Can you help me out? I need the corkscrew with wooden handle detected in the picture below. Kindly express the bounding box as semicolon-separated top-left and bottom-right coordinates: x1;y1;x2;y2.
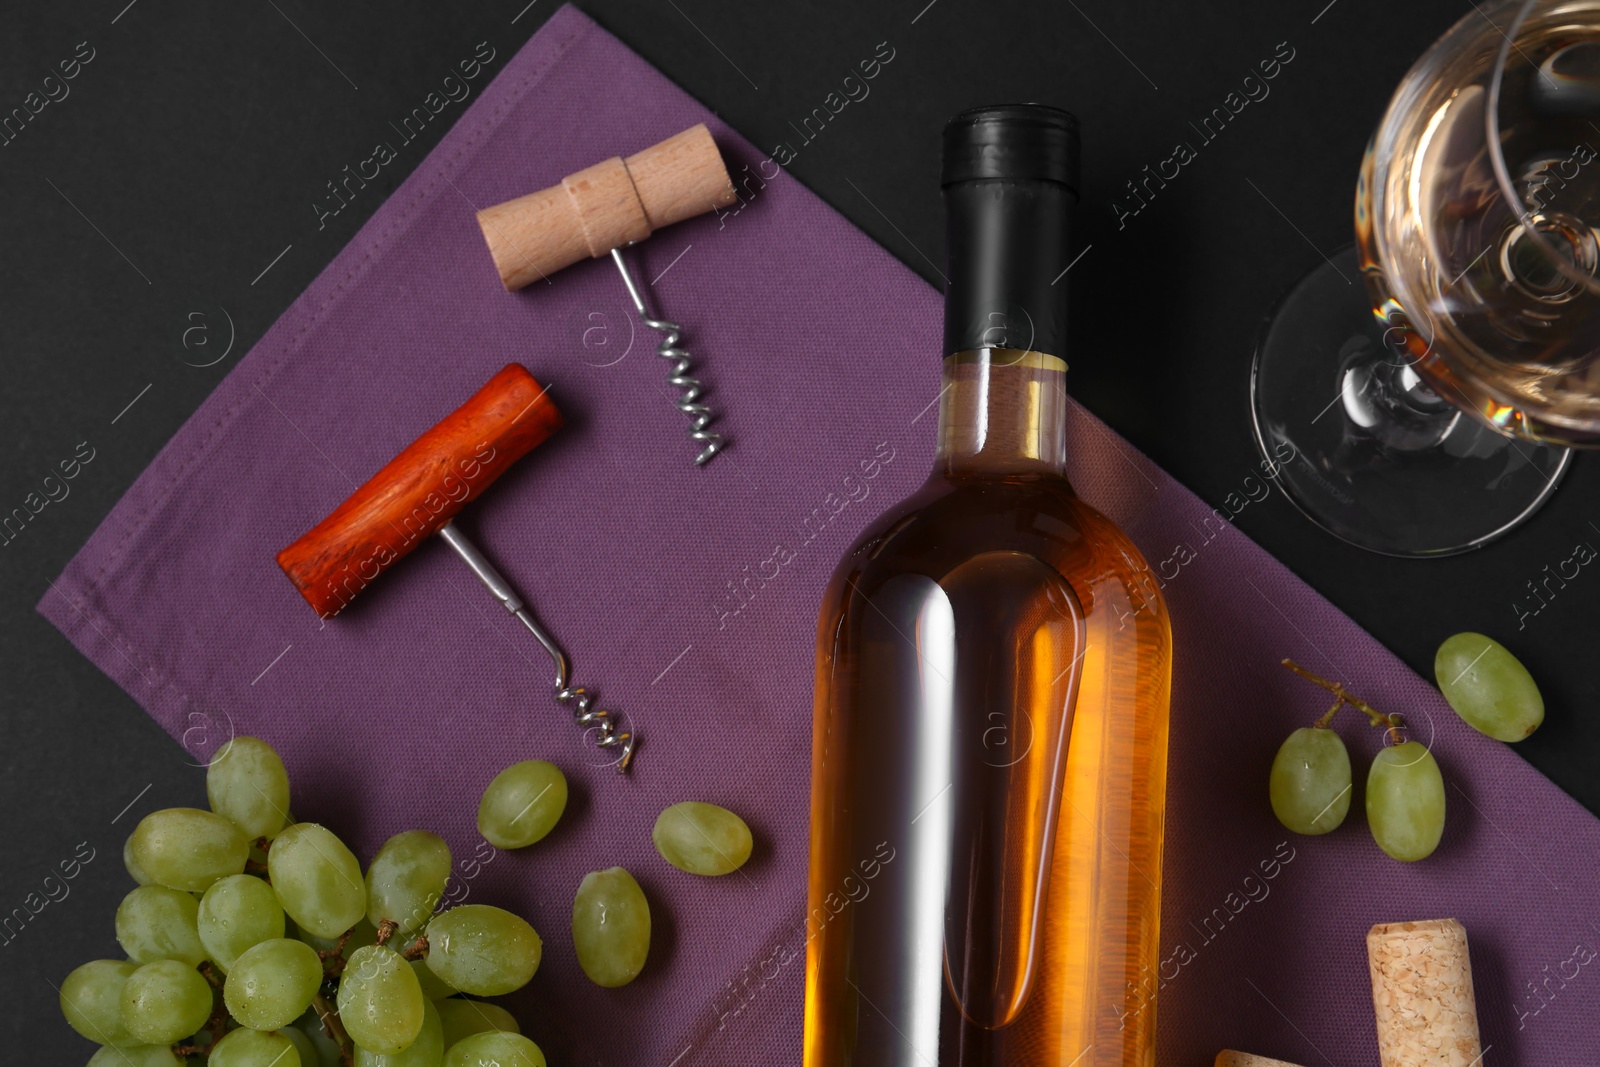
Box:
475;123;738;466
275;364;636;772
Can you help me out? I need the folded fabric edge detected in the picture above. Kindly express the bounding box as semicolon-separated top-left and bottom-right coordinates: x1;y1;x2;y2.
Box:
38;578;194;738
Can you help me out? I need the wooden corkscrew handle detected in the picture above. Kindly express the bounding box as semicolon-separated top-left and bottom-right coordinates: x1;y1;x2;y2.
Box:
476;123;737;291
276;364;561;618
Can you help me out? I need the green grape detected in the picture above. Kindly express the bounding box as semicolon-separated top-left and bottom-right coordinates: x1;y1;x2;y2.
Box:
60;959;139;1046
119;958;214;1045
209;1027;303;1067
124;837;155;886
267;823;365;938
337;944;425;1054
87;1045;183;1067
1367;741;1447;862
477;761;568;849
366;830;451;936
115;884;209;966
572;867;650;988
411;958;457;1000
127;807;249;892
1267;727;1352;835
355;998;443;1067
223;937;323;1030
425;905;542;997
442;1031;546;1067
208;736;293;839
652;802;755;875
1434;632;1544;742
283;1024;321;1067
435;998;520;1048
199;874;287;971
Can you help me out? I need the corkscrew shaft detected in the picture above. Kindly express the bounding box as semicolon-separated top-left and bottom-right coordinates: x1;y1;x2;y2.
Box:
439;522;636;773
611;247;726;466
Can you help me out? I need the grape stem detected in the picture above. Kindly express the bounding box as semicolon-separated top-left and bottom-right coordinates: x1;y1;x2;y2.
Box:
313;990;355;1067
318;928;355;979
375;917;429;959
1283;658;1408;743
246;836;274;875
198;961;225;991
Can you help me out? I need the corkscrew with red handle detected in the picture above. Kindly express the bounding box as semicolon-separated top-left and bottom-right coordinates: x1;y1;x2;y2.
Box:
275;364;636;772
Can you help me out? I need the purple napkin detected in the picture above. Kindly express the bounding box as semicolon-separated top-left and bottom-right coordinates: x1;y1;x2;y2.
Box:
41;6;1600;1063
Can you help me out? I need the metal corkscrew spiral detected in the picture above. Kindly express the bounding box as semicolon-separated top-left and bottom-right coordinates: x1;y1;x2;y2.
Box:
438;523;636;773
553;673;635;772
612;247;726;466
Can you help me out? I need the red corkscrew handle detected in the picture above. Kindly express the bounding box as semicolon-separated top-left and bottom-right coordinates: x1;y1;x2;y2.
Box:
276;363;561;618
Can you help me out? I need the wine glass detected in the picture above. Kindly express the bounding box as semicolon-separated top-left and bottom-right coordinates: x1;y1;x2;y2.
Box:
1250;0;1600;556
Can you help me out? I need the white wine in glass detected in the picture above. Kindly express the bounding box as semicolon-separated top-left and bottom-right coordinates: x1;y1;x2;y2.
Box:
1251;0;1600;555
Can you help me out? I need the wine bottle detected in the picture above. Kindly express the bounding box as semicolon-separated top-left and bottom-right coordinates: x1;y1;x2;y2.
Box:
804;105;1172;1066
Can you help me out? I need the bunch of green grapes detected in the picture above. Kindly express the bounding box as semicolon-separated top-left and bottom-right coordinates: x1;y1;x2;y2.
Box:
60;737;548;1066
64;744;759;1065
1268;660;1446;862
1269;635;1543;862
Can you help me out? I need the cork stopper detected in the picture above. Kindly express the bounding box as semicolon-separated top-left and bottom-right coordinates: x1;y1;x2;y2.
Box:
476;123;737;291
1368;918;1482;1067
1214;1053;1307;1067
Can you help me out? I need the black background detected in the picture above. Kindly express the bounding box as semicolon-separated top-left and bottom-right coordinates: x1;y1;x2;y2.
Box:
5;0;1594;1057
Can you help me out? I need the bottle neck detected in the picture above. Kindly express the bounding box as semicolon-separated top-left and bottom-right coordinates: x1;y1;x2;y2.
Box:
942;179;1072;357
936;348;1070;478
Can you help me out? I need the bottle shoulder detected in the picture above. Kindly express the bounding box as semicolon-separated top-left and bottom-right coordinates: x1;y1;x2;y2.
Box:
826;474;1167;621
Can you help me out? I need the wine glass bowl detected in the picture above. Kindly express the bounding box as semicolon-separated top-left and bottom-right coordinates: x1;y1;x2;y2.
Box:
1360;0;1600;446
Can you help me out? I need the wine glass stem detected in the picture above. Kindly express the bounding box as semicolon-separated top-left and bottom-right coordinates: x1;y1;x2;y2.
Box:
1337;336;1459;452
